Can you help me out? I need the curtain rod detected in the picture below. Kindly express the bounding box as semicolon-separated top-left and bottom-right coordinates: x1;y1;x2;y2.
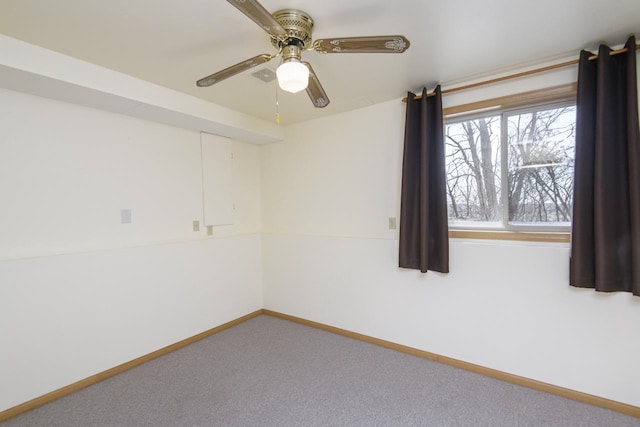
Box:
402;43;640;102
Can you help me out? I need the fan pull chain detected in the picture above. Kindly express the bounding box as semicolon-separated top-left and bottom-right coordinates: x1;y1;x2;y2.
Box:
275;81;280;125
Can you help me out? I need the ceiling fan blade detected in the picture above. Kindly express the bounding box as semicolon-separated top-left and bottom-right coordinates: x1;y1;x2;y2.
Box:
196;54;273;87
312;35;410;54
303;62;330;108
226;0;287;38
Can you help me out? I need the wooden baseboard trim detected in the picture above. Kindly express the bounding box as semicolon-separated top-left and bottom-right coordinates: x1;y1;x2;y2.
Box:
0;309;265;423
4;308;638;421
263;309;640;419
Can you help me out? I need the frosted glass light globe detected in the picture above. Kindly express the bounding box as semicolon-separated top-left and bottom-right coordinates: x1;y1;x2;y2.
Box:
276;60;309;93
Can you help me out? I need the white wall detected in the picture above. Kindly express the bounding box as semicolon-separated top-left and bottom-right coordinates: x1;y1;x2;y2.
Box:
0;88;203;259
0;34;284;144
3;44;640;414
0;88;263;412
261;67;640;407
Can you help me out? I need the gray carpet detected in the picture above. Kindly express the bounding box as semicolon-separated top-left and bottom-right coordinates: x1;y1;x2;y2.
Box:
2;315;639;426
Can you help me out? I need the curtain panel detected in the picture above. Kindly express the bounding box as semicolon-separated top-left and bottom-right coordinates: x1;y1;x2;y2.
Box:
399;86;449;273
570;36;640;296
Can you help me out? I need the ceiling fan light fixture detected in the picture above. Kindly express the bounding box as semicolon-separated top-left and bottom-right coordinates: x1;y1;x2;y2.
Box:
276;58;309;93
197;1;410;110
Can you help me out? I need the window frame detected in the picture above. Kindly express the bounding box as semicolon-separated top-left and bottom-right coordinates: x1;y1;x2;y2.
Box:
443;83;577;242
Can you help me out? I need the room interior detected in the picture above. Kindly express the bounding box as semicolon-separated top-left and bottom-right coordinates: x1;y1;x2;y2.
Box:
1;0;640;421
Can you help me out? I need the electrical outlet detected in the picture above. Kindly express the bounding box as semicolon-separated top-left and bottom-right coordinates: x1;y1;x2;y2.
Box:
388;217;397;230
207;225;213;236
193;220;200;232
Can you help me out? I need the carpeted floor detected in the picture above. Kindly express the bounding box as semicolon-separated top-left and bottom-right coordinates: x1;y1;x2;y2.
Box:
2;315;639;426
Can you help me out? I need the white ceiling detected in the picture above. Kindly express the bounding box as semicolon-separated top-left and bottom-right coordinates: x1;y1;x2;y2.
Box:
0;0;639;125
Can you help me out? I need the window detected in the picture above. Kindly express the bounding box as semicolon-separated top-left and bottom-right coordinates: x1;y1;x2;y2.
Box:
445;96;576;233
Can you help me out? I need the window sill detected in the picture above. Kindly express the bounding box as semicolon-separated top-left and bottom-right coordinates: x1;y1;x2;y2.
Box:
449;230;570;243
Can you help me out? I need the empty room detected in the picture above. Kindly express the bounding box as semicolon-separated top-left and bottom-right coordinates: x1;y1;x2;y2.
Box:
1;0;640;425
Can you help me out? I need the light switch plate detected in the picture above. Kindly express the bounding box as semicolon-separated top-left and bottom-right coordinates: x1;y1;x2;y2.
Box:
121;209;132;224
193;220;200;232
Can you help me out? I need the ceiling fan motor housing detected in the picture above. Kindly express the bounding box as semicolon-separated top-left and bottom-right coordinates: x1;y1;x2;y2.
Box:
270;9;314;49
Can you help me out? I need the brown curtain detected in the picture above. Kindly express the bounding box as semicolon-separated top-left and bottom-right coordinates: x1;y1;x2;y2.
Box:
399;86;449;273
570;36;640;296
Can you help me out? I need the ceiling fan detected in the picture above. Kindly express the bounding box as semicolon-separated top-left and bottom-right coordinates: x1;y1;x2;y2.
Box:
196;0;410;108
